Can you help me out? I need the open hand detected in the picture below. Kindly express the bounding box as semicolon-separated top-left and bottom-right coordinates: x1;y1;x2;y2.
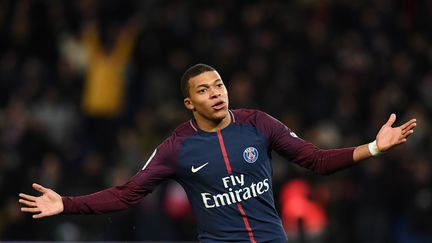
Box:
19;183;63;219
376;113;417;152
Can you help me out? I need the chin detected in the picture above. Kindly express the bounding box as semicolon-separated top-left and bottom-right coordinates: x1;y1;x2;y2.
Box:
212;109;229;120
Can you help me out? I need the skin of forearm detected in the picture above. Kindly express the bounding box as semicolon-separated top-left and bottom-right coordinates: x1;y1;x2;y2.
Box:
353;144;373;162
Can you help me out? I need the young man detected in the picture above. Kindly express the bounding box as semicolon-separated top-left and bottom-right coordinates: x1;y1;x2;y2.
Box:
19;64;417;242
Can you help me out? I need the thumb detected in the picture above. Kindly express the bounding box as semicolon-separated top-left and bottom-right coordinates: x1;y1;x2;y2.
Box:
385;113;396;127
32;183;48;194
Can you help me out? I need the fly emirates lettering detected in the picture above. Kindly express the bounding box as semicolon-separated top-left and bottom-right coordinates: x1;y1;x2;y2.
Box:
201;174;270;208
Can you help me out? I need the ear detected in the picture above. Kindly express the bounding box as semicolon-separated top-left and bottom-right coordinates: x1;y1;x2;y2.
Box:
184;97;194;111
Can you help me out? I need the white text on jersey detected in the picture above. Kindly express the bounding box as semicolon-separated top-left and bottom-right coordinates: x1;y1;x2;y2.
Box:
201;174;270;208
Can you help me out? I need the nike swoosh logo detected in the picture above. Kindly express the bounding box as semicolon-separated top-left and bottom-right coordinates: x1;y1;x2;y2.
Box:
191;162;209;173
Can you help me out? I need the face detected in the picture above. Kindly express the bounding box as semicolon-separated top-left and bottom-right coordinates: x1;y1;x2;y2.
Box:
184;71;230;126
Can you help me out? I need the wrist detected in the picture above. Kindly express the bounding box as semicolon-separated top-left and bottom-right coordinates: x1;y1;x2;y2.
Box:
368;140;381;156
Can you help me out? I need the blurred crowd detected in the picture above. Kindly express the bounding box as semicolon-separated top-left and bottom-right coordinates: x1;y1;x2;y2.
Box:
0;0;431;242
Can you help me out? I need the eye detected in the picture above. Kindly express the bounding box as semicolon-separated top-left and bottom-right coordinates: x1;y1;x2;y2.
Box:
216;83;224;88
198;88;207;94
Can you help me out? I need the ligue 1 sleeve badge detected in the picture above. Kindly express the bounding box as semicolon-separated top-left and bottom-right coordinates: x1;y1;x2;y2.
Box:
243;147;259;163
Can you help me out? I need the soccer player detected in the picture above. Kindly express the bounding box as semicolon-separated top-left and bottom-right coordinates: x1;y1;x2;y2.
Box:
19;64;417;242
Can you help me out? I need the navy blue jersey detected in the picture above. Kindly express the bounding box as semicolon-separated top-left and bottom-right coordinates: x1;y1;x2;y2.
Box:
63;109;355;242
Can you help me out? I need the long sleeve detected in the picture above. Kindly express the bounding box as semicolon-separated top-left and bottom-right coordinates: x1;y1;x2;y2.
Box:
62;180;146;214
286;141;355;175
253;110;356;174
62;136;178;214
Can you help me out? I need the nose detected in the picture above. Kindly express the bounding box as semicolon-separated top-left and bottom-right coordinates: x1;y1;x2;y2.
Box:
209;87;221;98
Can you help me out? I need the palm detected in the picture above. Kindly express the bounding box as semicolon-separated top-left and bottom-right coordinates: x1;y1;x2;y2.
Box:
19;183;63;219
376;114;416;152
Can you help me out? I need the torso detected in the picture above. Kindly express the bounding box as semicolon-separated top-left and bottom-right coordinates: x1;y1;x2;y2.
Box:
169;109;287;242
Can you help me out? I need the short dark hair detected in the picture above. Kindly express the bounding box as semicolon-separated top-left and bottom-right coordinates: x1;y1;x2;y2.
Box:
180;63;216;97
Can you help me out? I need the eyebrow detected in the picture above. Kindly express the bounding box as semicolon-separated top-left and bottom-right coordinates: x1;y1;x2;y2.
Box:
195;78;222;89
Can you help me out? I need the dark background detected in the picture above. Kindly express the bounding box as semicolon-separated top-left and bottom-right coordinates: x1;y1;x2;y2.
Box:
0;0;431;242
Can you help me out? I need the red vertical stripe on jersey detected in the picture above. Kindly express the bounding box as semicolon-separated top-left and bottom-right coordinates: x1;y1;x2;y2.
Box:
236;203;257;243
216;130;256;243
217;130;232;174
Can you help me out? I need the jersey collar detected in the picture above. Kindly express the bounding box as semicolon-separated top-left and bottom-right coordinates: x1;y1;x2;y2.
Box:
189;109;236;132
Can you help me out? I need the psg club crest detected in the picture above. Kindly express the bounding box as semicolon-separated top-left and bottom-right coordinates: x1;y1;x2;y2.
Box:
243;147;259;163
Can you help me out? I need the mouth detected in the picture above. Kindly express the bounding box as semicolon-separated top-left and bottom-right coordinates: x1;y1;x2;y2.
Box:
212;101;226;111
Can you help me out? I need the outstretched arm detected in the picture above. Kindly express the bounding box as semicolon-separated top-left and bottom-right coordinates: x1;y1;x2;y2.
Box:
19;179;150;217
353;113;417;161
19;183;64;219
258;111;416;174
19;137;176;217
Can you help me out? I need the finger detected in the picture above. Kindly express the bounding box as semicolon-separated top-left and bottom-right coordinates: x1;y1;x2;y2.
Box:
33;213;46;219
21;207;41;213
402;127;415;135
32;213;48;219
19;199;37;207
32;183;47;194
402;123;417;133
19;193;37;201
400;119;417;131
385;113;396;127
402;130;414;138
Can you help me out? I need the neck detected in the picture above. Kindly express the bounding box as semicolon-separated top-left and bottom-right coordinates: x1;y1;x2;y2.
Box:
194;112;232;132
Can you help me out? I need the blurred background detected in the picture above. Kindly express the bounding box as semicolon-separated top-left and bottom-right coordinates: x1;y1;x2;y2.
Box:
0;0;431;242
